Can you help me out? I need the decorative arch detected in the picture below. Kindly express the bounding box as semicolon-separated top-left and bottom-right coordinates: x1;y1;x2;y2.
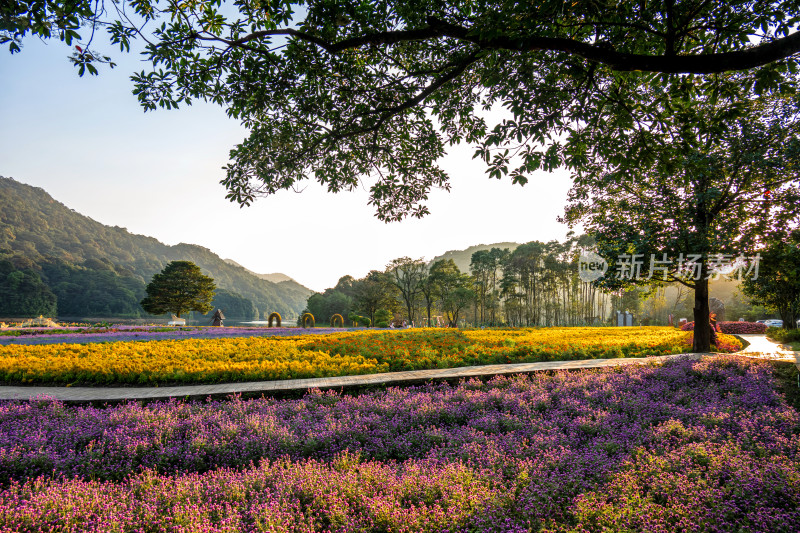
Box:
330;314;344;327
301;312;315;328
267;312;282;327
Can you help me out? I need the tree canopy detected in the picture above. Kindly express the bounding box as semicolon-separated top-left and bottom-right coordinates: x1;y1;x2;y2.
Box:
742;230;800;330
6;1;800;219
429;259;474;327
140;260;216;318
0;259;57;317
562;79;800;350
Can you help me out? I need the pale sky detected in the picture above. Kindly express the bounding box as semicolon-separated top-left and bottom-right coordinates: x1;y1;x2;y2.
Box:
0;38;575;292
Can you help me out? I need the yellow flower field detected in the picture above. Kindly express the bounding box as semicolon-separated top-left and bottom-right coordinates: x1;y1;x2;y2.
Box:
0;327;741;386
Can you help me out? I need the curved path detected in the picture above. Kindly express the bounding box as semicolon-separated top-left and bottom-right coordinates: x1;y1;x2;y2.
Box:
737;334;797;361
0;335;795;403
0;353;704;403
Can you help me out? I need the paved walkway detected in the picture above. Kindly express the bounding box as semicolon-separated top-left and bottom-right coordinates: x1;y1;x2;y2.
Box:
737;334;798;362
0;353;705;402
0;335;795;403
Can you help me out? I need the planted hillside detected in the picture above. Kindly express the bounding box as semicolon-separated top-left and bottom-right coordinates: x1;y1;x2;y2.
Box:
0;177;312;318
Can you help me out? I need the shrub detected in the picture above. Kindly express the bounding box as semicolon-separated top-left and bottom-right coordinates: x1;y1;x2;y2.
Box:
681;321;767;334
767;327;800;343
374;309;393;325
347;313;371;327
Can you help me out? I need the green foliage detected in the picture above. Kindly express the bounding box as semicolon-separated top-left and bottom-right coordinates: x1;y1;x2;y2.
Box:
7;3;800;219
471;247;510;325
140;261;216;318
767;327;800;343
307;273;399;326
374;308;393;324
40;259;146;318
0;0;116;74
0;260;57;317
561;85;800;350
373;308;393;328
742;231;800;330
195;288;258;321
429;259;474;327
347;312;371;327
354;270;399;325
387;257;426;323
307;288;352;326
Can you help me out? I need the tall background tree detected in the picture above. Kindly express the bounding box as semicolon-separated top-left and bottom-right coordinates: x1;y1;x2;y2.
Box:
562;82;800;351
429;259;474;327
140;261;216;318
353;270;397;326
387;257;427;324
471;248;509;325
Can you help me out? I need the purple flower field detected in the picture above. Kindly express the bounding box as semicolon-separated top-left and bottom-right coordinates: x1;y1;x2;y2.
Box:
0;326;353;346
0;356;798;531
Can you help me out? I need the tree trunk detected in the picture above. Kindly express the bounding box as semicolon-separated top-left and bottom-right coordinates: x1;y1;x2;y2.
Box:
780;306;798;330
692;276;711;352
692;203;713;352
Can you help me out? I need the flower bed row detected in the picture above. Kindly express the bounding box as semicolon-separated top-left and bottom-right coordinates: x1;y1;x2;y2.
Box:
0;327;741;386
0;357;797;531
680;320;768;334
305;327;743;370
0;325;348;345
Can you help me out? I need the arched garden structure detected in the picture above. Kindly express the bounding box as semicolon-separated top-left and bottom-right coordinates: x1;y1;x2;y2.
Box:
330;314;344;327
267;312;281;327
301;313;315;328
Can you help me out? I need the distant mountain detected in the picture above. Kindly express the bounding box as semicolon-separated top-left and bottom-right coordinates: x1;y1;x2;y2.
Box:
0;176;313;319
430;242;521;273
260;273;293;283
222;259;297;284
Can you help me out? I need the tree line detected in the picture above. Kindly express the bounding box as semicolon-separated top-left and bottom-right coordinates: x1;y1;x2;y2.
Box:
305;236;614;328
306;232;798;330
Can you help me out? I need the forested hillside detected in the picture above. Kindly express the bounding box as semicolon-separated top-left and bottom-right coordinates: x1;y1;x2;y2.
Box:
0;177;312;319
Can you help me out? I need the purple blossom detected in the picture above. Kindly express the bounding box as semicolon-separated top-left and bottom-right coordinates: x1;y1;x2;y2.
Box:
0;356;797;531
0;326;353;345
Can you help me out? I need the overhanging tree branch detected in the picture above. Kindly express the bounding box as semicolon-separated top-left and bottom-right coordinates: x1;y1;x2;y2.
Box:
215;17;800;74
